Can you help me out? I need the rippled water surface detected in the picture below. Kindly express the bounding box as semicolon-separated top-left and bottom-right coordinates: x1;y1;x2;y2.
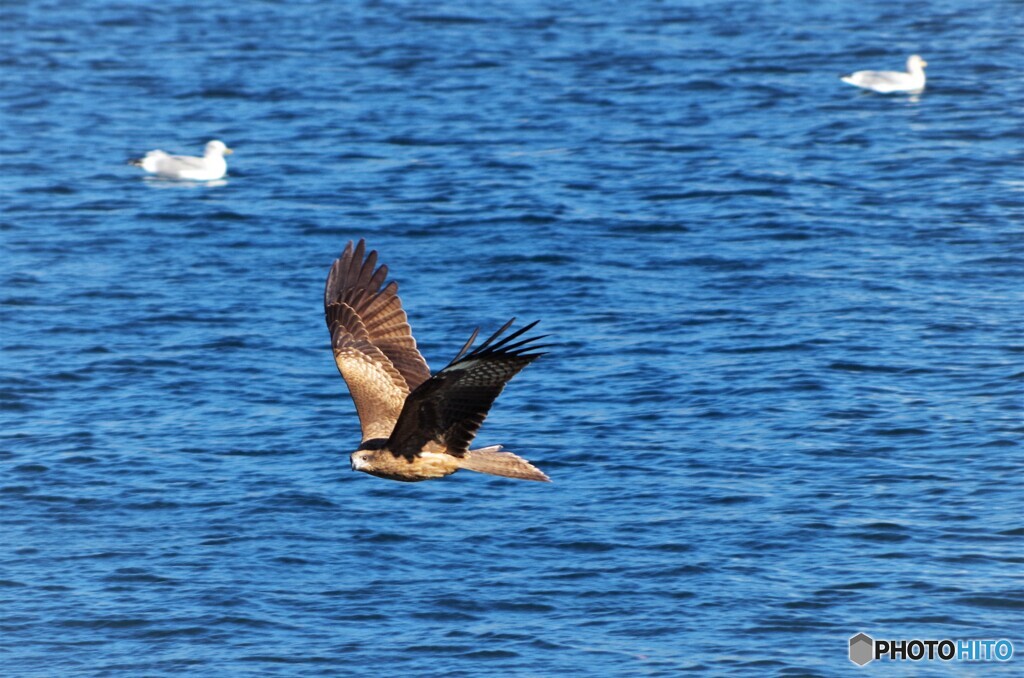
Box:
2;0;1022;675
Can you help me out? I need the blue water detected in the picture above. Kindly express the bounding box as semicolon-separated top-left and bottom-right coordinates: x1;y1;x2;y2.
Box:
2;0;1022;675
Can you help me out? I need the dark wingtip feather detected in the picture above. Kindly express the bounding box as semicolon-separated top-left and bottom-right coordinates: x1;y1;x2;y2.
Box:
450;327;481;364
445;319;547;368
475;318;517;353
499;333;550;354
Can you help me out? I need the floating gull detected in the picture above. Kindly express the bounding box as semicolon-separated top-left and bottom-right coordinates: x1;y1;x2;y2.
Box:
325;240;550;483
841;55;927;94
130;140;233;180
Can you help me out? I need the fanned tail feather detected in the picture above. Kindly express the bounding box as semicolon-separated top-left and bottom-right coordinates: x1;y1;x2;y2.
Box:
459;445;550;482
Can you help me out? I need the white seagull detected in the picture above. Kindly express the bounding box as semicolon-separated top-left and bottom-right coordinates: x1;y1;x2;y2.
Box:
130;140;233;180
841;55;928;94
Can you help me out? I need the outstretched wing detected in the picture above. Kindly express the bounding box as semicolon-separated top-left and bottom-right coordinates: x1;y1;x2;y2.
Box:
324;240;432;441
386;319;546;459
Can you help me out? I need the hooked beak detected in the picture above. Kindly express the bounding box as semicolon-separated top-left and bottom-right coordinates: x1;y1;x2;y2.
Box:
223;147;234;155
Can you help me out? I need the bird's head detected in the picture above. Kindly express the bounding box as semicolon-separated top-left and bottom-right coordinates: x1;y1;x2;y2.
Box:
350;449;374;473
908;55;927;70
205;139;234;156
350;438;389;474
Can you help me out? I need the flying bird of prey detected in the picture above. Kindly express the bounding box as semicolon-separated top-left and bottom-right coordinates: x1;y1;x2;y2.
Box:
324;240;549;483
129;140;233;180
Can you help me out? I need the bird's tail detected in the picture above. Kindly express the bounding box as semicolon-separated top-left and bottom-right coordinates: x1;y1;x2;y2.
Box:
127;157;144;167
459;445;550;482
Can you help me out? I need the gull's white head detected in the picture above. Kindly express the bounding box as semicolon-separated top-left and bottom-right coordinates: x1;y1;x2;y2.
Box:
205;140;233;156
907;55;927;71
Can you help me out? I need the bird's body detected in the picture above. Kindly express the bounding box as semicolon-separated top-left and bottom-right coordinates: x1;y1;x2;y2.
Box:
353;445;461;482
325;240;549;483
841;55;927;94
130;140;233;180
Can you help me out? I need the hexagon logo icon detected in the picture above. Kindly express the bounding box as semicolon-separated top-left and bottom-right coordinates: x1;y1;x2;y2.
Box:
849;633;874;666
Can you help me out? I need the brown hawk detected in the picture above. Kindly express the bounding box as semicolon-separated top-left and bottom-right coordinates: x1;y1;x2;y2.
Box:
324;240;549;482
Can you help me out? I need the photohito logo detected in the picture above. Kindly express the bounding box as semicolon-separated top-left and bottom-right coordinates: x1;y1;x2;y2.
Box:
849;633;1013;666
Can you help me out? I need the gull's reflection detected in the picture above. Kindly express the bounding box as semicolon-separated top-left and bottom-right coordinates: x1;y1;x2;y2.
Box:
141;176;229;189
